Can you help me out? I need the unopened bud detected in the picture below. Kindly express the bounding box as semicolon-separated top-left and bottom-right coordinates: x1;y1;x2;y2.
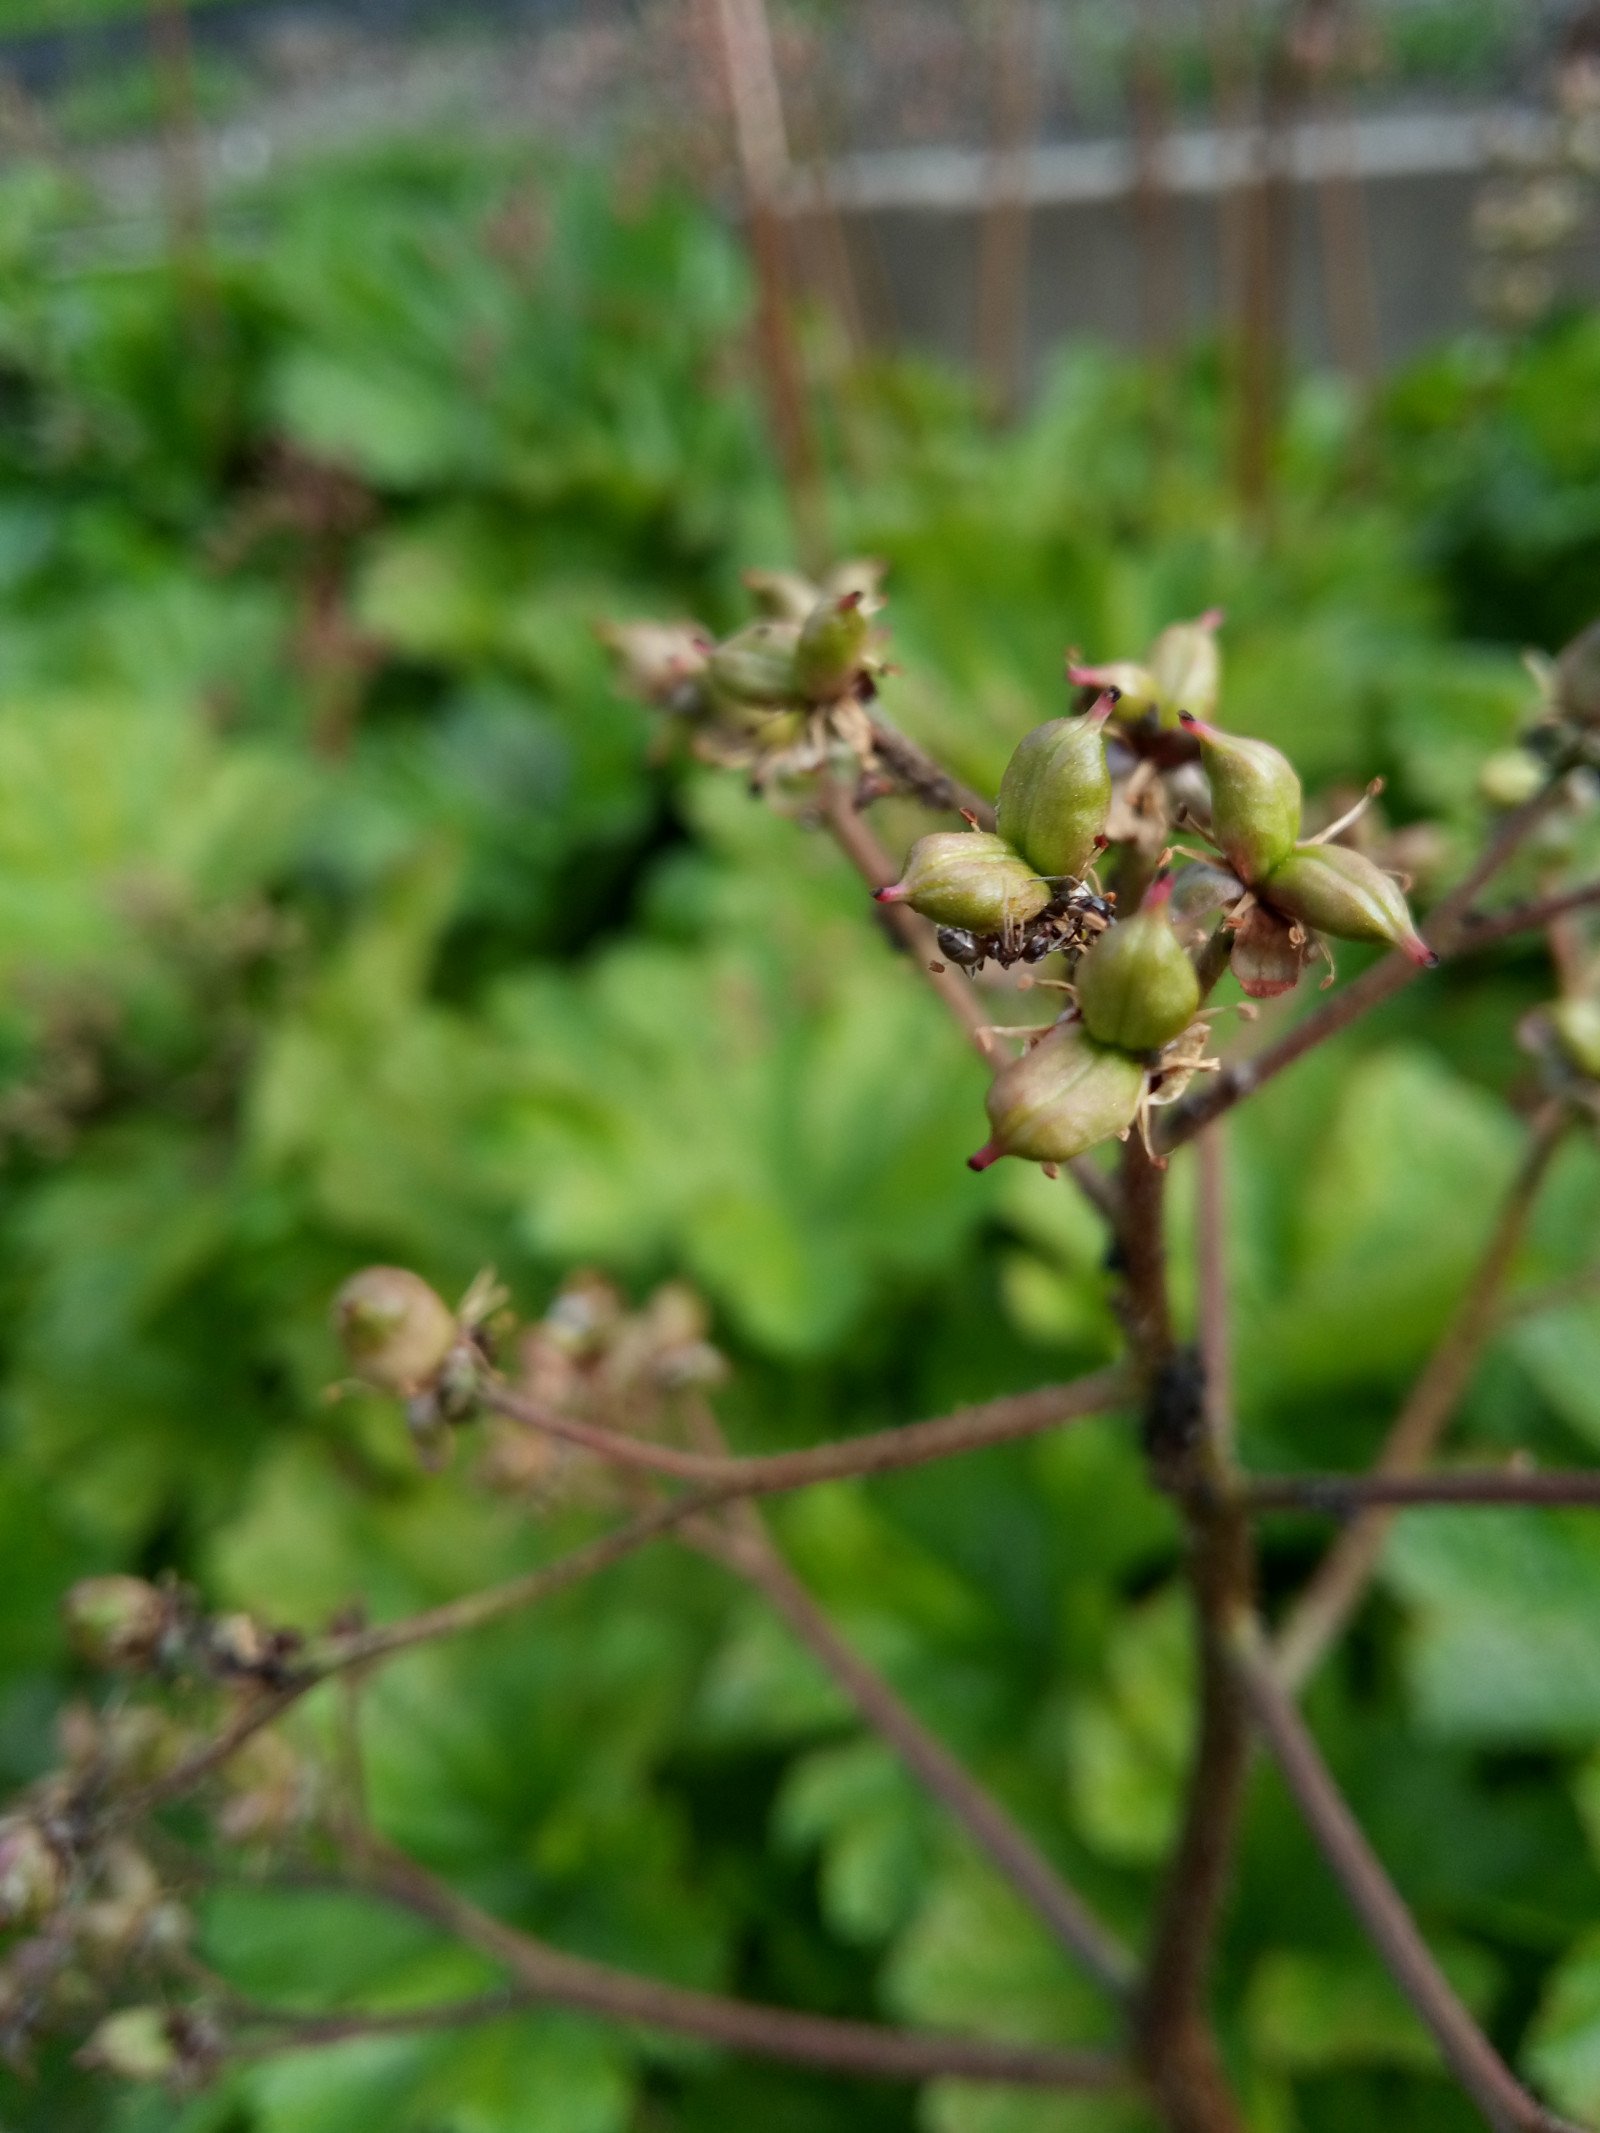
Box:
1551;996;1600;1080
794;591;869;703
0;1817;66;1930
995;694;1114;881
1068;655;1160;723
1556;619;1600;726
80;2007;180;2084
1147;608;1223;725
1478;747;1546;809
874;832;1052;935
597;619;711;712
62;1576;170;1672
1075;877;1201;1053
1261;843;1435;964
707;620;800;708
1181;714;1303;884
968;1023;1145;1169
333;1267;458;1398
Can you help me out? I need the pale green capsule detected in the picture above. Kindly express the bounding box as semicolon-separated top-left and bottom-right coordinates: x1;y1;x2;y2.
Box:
874;832;1052;935
1075;879;1201;1053
968;1023;1145;1169
1182;713;1303;885
995;694;1114;881
1261;843;1435;965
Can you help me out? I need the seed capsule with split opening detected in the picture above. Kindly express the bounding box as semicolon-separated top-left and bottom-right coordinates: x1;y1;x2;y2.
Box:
1260;843;1436;965
1075;876;1201;1053
333;1267;458;1398
795;591;870;702
968;1022;1145;1169
995;693;1114;881
1181;713;1303;884
874;832;1052;935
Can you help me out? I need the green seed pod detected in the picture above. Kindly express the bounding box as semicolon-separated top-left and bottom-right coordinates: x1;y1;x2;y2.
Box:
1147;607;1223;724
1556;618;1600;725
1551;996;1600;1079
968;1023;1145;1170
1478;747;1546;809
995;692;1114;880
333;1267;458;1398
81;2008;180;2084
795;591;869;702
1075;877;1202;1052
1067;654;1161;723
63;1576;170;1672
874;832;1052;935
1261;843;1436;965
0;1817;66;1930
707;620;801;708
1181;712;1303;884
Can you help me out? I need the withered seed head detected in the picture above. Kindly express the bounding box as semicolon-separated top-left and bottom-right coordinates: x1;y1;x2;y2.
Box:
333;1267;459;1398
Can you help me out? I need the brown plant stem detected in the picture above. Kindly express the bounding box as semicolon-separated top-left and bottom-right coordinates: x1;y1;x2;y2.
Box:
1246;1468;1600;1512
352;1842;1129;2091
1119;1139;1250;2133
1195;1122;1235;1459
1230;1616;1581;2133
483;1368;1125;1492
864;714;997;826
705;0;827;571
692;1508;1135;1998
1275;1107;1568;1690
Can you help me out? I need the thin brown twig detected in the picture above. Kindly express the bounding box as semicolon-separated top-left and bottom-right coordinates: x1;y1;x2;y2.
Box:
1195;1123;1234;1460
351;1841;1129;2091
1246;1468;1600;1512
1230;1615;1581;2133
705;0;827;570
690;1508;1135;1998
865;714;997;826
482;1369;1125;1492
1274;1106;1567;1692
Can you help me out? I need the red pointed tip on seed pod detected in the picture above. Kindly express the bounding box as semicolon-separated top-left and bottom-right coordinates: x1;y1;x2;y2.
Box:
1141;871;1175;911
1177;709;1215;739
1404;935;1441;969
1087;688;1119;724
1197;607;1225;631
873;883;908;904
967;1140;1004;1172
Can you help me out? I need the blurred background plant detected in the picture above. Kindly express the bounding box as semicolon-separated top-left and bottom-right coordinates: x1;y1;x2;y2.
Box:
4;2;1600;2129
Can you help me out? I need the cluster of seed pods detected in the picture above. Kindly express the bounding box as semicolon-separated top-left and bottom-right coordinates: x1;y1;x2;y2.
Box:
873;621;1435;1172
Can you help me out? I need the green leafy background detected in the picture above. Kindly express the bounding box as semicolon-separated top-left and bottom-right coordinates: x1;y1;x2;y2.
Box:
2;141;1600;2131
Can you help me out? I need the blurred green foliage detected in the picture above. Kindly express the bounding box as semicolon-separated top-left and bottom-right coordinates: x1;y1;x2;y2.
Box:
3;141;1600;2132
